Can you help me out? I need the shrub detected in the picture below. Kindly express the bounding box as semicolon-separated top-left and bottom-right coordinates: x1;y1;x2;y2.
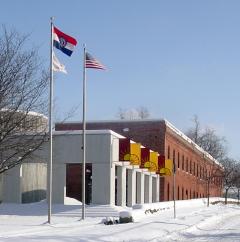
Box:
119;216;133;223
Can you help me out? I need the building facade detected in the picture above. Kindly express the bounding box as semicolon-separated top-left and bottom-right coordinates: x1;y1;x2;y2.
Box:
56;119;223;201
1;130;160;206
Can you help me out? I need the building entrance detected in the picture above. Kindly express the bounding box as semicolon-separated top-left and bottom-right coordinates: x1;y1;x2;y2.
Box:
66;163;92;204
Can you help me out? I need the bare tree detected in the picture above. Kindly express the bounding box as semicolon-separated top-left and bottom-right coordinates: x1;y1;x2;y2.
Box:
116;106;150;120
185;115;201;144
233;163;240;204
221;158;238;204
185;115;227;160
137;106;150;119
0;27;48;174
116;108;128;120
185;115;230;205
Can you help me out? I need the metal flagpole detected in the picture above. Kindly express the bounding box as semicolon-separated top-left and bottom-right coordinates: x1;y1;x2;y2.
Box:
82;44;86;220
48;17;54;224
173;160;176;219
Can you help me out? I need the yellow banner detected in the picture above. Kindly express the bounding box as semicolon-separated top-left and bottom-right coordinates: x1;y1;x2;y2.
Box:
149;151;158;172
129;143;141;165
159;159;173;176
144;151;158;172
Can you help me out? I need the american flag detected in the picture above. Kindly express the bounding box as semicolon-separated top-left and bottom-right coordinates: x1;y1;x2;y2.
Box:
85;52;106;70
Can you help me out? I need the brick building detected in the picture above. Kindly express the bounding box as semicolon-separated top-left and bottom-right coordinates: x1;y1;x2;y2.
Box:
56;119;223;202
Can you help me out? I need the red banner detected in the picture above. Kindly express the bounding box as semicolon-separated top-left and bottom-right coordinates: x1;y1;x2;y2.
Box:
119;138;130;161
140;147;150;168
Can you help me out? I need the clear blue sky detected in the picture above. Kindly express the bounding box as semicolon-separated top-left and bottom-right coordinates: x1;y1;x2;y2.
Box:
1;0;240;159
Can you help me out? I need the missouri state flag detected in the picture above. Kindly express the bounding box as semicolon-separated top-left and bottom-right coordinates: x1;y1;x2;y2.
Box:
53;26;77;56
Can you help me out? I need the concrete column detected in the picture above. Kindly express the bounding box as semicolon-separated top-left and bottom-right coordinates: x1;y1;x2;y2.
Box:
152;177;157;202
136;171;145;204
52;163;66;204
2;165;22;203
156;175;160;202
144;175;152;203
117;165;126;206
92;162;115;205
127;168;136;207
0;173;3;202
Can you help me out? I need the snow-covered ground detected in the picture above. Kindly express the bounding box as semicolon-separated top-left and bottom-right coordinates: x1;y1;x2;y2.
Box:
0;197;239;241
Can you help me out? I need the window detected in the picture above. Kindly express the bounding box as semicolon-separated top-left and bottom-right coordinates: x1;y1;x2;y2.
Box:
167;183;170;201
186;158;188;172
177;152;180;168
182;155;184;170
167;146;170;159
173;149;175;172
190;160;192;174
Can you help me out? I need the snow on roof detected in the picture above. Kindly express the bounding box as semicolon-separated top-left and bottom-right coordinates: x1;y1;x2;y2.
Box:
164;119;221;167
0;108;48;120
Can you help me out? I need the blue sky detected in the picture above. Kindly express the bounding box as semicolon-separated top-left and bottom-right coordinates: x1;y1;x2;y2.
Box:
1;1;240;159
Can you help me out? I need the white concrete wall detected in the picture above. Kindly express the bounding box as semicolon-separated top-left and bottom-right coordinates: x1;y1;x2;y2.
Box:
152;177;157;202
156;175;160;202
136;171;145;204
21;163;47;203
50;132;119;204
52;163;66;203
127;169;136;207
0;173;3;202
51;133;112;165
2;165;22;203
116;166;126;206
1;131;121;205
144;175;152;203
92;163;115;205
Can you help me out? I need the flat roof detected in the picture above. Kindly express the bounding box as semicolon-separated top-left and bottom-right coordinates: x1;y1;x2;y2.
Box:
55;119;165;124
54;129;125;139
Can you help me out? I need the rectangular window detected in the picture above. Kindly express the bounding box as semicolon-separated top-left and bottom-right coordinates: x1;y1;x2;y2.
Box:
167;146;170;159
173;149;175;171
182;155;184;170
177;152;180;168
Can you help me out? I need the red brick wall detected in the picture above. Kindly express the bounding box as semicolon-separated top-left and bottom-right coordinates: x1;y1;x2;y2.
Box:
56;120;166;154
56;120;223;201
163;127;223;201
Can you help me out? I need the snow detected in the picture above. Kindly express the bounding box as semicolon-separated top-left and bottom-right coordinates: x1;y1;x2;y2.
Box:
164;120;221;167
0;197;239;241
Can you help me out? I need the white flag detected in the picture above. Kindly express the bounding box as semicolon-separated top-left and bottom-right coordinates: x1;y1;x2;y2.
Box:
53;51;67;74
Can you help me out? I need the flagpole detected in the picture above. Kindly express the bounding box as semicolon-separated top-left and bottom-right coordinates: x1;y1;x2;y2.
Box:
82;44;86;220
48;16;54;224
173;160;176;219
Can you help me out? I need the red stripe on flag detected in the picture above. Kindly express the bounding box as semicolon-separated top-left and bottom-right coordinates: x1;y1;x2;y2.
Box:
53;27;77;46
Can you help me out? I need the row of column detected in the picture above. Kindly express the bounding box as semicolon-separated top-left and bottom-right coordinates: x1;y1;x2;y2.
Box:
116;164;160;207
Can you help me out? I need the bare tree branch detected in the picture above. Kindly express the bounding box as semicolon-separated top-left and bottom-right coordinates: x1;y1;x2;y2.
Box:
185;115;227;160
0;26;48;174
116;106;150;120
